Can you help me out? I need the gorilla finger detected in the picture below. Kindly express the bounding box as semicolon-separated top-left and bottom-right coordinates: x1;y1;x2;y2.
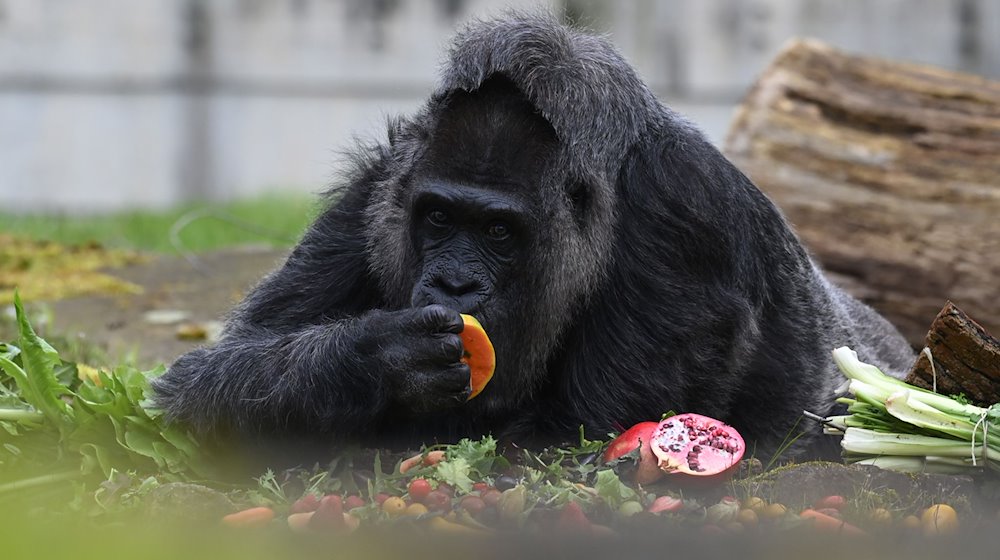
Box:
417;304;464;334
434;333;466;362
430;363;472;395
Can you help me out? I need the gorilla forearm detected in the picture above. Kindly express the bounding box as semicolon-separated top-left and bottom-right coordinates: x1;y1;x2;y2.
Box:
153;320;390;438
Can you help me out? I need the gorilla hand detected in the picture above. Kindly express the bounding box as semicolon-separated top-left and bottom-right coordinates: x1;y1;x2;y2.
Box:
359;305;472;412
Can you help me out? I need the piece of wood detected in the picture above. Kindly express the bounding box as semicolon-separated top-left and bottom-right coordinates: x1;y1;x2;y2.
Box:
724;39;1000;346
905;302;1000;406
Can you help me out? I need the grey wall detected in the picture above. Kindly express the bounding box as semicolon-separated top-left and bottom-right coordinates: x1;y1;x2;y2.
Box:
1;0;997;213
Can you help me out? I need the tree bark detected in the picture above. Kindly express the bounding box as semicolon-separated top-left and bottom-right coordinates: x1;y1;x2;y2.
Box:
905;302;1000;407
724;39;1000;346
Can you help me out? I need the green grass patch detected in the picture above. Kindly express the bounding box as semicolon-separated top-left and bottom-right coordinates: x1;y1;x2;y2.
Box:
0;193;320;254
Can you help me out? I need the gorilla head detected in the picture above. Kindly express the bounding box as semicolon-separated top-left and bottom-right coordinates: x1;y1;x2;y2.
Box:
369;75;612;414
153;14;913;459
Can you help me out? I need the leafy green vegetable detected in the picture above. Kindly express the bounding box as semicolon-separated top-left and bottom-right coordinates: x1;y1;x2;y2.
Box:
0;293;209;497
436;457;475;494
593;469;638;509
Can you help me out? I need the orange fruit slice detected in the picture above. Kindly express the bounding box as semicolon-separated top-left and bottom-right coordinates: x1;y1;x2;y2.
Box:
459;314;495;400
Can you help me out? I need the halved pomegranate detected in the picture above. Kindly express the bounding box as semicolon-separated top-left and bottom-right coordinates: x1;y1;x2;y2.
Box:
650;413;745;479
602;421;663;485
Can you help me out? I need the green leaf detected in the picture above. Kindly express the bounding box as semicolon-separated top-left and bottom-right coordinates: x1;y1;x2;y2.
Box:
435;457;474;494
446;435;501;480
593;468;637;509
0;294;73;428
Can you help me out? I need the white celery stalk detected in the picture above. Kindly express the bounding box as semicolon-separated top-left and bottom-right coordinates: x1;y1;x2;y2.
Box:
825;347;1000;475
884;390;1000;447
832;347;986;418
841;427;986;457
851;456;979;475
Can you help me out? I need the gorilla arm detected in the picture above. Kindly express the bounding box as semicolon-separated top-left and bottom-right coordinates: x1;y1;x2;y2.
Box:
151;181;471;441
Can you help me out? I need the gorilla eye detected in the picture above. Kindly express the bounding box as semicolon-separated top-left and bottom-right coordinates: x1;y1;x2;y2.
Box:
486;222;511;241
427;209;449;227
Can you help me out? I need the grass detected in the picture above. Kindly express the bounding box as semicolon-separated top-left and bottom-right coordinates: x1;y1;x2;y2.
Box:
0;193;321;254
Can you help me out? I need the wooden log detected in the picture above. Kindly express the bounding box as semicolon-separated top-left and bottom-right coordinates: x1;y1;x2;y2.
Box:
724;39;1000;346
905;302;1000;407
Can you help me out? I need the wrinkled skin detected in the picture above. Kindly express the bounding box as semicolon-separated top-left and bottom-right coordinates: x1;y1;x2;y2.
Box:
152;14;913;461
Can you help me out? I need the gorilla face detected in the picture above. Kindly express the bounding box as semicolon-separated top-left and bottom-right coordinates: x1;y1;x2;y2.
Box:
407;178;532;315
405;78;563;410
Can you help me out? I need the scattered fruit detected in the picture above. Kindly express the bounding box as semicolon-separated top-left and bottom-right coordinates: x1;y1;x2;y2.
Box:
743;496;767;514
761;503;788;520
399;454;425;474
813;495;847;511
602;421;664;485
648;495;683;514
799;509;867;536
481;489;502;508
921;504;959;537
459;314;495;399
428;515;490;535
424;450;447;466
382;496;407;517
459;495;487;516
308;495;346;531
344;494;365;511
399;449;448;474
869;508;893;529
221;506;275;528
494;475;518;492
737;508;758;527
343;513;361;532
405;503;429;516
408;478;433;503
618;501;645;518
557;501;591;533
287;511;314;533
289;494;320;514
425;490;452;512
650;413;745;480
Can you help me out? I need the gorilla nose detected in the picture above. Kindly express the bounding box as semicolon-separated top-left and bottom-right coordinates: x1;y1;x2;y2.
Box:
434;275;481;297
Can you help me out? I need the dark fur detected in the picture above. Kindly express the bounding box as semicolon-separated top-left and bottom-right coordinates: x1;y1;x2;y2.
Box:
153;13;914;459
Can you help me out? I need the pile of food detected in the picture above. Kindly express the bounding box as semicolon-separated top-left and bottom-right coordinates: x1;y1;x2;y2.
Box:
215;447;966;539
0;294;991;541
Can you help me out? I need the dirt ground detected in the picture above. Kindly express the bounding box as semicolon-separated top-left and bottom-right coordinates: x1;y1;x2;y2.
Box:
44;246;289;367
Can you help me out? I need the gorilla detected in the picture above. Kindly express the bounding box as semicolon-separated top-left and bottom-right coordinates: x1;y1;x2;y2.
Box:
153;14;914;460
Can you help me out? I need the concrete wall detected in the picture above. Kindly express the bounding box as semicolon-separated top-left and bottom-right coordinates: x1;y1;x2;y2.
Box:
1;0;996;213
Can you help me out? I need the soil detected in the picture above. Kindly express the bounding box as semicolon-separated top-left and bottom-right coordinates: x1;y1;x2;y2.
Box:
43;245;288;367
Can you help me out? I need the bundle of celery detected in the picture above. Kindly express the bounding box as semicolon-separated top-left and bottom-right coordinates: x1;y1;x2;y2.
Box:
823;347;1000;475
